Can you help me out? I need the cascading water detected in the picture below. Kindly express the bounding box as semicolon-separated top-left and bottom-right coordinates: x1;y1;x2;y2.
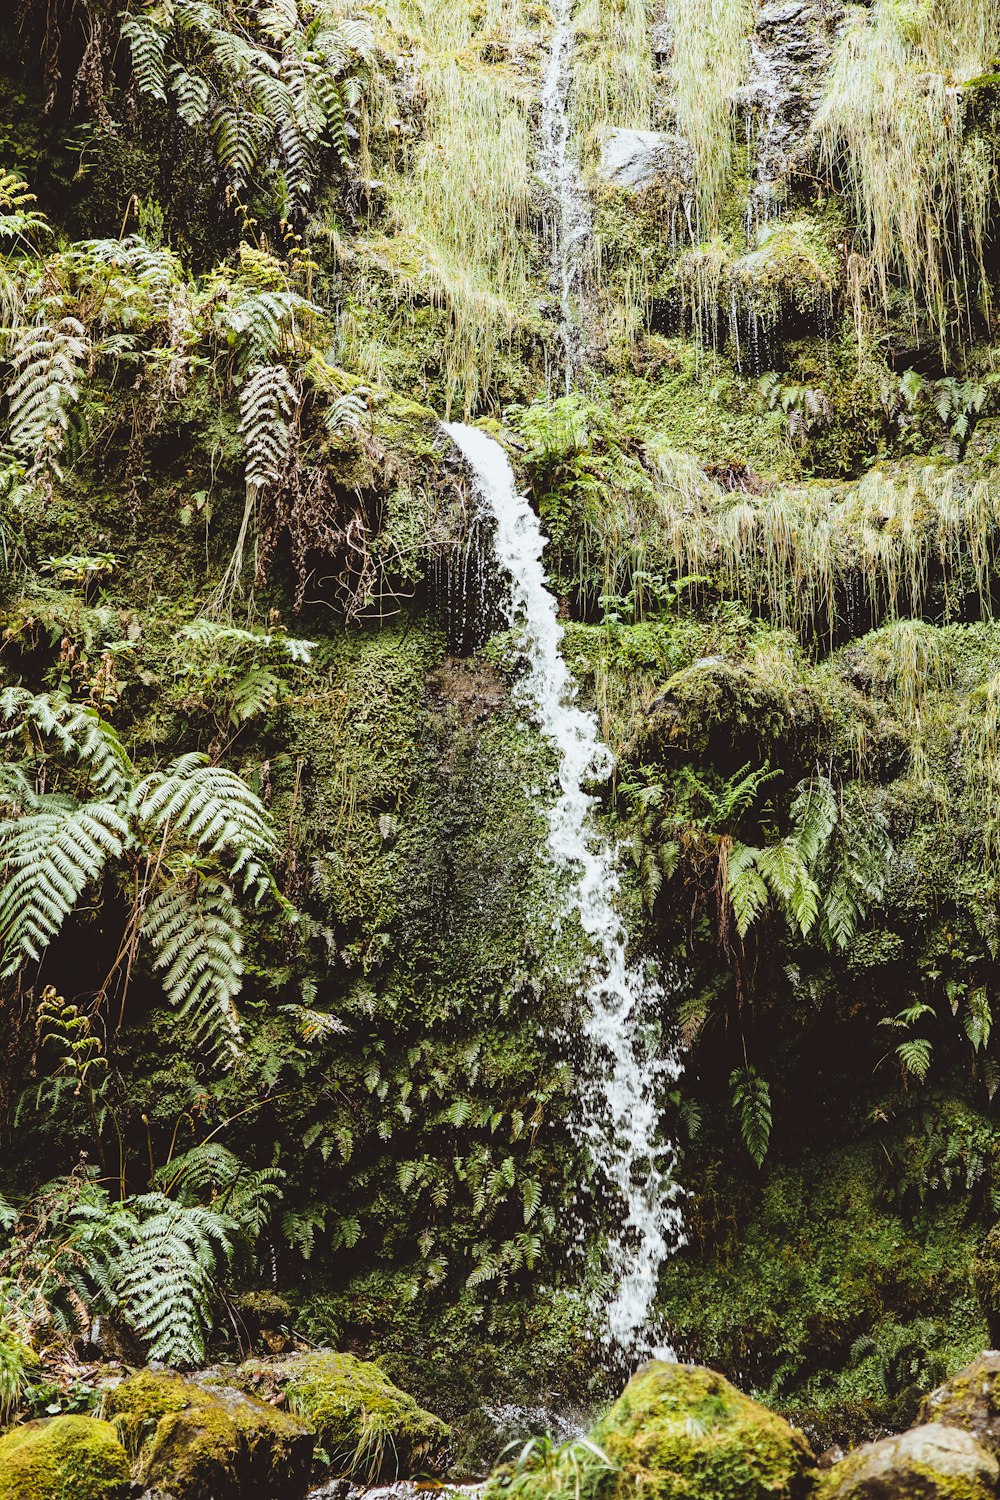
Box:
538;0;590;385
444;421;685;1359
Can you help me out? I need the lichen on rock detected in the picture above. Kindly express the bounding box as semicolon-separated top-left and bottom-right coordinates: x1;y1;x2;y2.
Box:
816;1421;999;1500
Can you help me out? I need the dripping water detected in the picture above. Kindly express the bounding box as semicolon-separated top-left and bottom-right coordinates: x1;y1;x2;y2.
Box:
538;0;590;387
443;421;685;1360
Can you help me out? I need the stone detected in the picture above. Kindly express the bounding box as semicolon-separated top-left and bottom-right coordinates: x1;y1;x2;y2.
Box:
816;1422;998;1500
920;1352;1000;1454
232;1351;450;1482
104;1367;313;1500
595;129;692;192
486;1361;814;1500
0;1414;131;1500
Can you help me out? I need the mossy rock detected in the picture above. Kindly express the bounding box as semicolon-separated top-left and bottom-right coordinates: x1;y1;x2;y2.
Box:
234;1350;450;1480
104;1367;313;1500
489;1363;814;1500
0;1415;131;1500
815;1422;998;1500
920;1352;1000;1454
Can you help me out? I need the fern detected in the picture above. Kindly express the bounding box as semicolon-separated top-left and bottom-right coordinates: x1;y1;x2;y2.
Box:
120;13;170;101
107;1193;233;1366
730;1064;772;1167
239;363;297;495
727;842;770;939
140;876;245;1057
0;693;283;1062
0;687;132;799
129;751;277;899
156;1143;285;1239
897;1038;933;1082
5;317;88;471
0;798;128;976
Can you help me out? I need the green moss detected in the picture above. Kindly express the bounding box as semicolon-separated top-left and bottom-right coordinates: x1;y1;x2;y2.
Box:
278;1351;449;1478
488;1364;813;1500
0;1416;130;1500
104;1369;313;1500
594;1364;813;1500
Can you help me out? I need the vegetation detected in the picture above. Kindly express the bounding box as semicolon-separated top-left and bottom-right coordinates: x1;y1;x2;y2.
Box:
1;0;1000;1473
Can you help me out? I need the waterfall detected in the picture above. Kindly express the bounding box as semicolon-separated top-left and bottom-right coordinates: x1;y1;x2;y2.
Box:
538;0;590;385
444;421;685;1360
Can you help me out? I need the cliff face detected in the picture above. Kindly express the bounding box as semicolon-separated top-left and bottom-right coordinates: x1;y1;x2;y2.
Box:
1;0;1000;1449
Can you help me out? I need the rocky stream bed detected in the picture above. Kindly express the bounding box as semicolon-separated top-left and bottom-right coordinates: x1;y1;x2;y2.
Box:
8;1348;1000;1500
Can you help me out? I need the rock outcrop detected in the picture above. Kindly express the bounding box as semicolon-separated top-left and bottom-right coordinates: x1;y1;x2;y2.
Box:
816;1422;998;1500
920;1352;1000;1455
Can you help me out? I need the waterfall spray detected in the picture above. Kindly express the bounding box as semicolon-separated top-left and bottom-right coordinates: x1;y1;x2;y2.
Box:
445;421;685;1359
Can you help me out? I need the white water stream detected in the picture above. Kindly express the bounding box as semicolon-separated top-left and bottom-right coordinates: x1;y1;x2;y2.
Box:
538;0;590;385
444;422;685;1359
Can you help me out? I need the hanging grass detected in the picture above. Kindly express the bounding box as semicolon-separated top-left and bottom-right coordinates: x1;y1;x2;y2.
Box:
814;0;1000;359
577;449;1000;641
665;0;755;235
572;0;654;160
353;0;540;413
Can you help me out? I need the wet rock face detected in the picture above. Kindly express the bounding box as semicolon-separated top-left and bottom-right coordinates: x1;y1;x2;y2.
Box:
920;1352;1000;1455
738;0;845;217
816;1421;999;1500
596;128;692;191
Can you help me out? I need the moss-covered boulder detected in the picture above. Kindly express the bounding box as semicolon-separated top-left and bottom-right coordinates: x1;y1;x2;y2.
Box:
104;1367;313;1500
920;1352;1000;1454
233;1350;450;1480
0;1415;131;1500
816;1423;998;1500
489;1363;813;1500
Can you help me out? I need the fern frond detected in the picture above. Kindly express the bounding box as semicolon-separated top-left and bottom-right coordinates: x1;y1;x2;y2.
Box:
239;362;297;495
108;1192;233;1366
726;843;769;938
6;318;87;470
0;798;127;975
140;876;245;1058
0;688;132;800
729;1064;772;1166
130;751;276;896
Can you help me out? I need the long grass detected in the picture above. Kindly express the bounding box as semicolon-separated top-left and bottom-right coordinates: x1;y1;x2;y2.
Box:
355;0;538;413
572;0;654;159
814;0;1000;357
585;450;1000;641
665;0;754;234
